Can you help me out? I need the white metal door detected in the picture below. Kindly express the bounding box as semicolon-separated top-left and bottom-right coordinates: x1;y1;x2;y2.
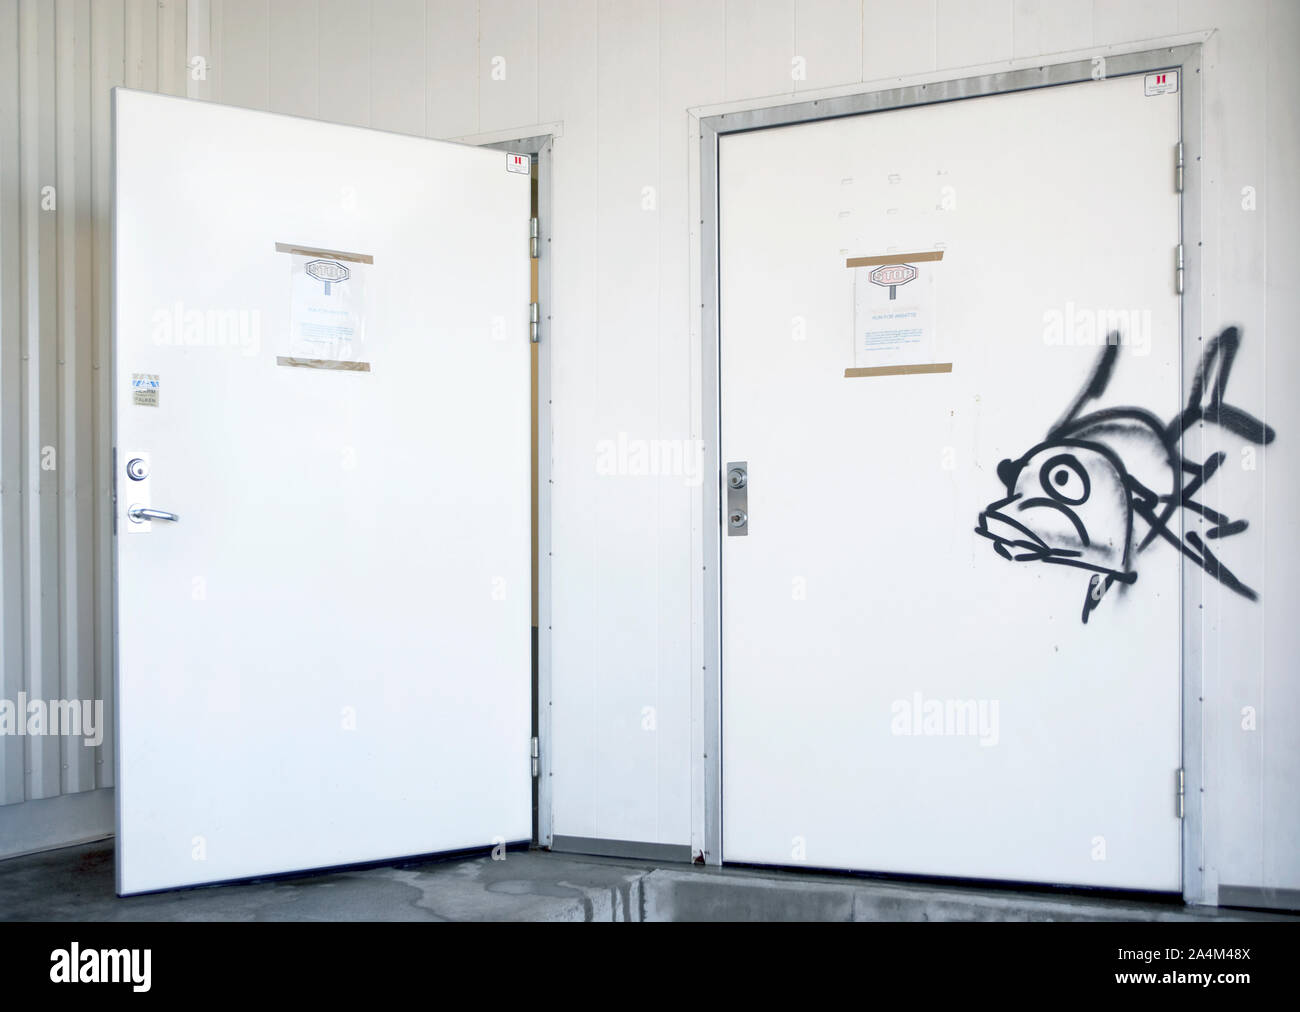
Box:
719;74;1183;889
113;90;531;894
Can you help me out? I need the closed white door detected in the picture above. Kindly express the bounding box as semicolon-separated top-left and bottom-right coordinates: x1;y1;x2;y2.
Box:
719;74;1183;889
114;90;531;894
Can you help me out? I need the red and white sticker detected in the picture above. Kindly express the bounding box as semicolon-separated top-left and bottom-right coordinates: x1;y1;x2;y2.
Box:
506;152;529;174
1144;71;1178;96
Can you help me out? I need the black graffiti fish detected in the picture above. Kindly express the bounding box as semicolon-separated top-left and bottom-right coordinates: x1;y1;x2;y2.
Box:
975;327;1275;622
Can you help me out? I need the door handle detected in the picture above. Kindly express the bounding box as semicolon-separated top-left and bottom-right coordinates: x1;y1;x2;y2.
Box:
726;461;748;536
128;505;179;523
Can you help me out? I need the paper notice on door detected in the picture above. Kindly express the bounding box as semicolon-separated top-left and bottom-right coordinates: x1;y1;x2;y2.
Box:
286;251;371;363
851;254;941;370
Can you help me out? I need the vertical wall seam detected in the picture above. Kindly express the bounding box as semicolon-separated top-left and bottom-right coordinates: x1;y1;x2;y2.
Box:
17;0;32;799
654;0;662;841
93;0;127;793
0;0;27;807
1258;0;1270;890
55;0;75;798
210;0;222;102
156;0;166;94
18;0;54;801
474;0;480;136
422;0;428;135
591;0;600;836
72;0;96;793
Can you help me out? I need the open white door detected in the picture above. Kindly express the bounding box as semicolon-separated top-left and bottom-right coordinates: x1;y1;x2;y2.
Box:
113;90;532;894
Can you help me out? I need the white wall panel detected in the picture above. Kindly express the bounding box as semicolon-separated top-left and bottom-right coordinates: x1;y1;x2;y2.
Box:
1178;0;1269;894
591;0;665;843
213;0;267;109
477;0;538;134
426;0;477;139
537;0;601;840
656;0;725;843
1093;0;1180;45
316;0;370;127
1011;0;1091;58
936;0;1011;69
123;0;157;91
268;0;318;119
724;0;793;101
862;0;936;81
1260;0;1300;899
371;0;425;136
155;0;185;95
794;0;861;92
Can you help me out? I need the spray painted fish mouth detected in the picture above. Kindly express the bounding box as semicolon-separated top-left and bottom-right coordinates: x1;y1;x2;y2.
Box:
975;510;1052;561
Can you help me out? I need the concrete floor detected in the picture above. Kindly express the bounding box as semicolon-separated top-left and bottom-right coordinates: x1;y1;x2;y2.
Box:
0;840;1290;922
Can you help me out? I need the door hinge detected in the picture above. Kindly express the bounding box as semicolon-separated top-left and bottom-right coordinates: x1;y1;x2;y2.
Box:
530;301;540;343
1176;767;1185;819
1175;243;1184;295
529;216;539;258
1175;141;1184;193
530;736;540;778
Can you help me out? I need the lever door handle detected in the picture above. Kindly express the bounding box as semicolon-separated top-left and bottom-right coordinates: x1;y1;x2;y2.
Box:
128;505;179;523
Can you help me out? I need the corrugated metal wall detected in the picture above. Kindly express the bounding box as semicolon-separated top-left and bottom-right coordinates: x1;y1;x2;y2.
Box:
0;0;187;817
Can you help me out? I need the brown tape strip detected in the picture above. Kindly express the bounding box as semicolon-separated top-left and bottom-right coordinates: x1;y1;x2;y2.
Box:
846;250;944;268
277;356;371;372
844;362;952;378
274;242;374;265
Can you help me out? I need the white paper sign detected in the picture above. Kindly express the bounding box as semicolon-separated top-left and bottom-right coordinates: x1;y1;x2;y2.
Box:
853;258;940;369
288;254;369;361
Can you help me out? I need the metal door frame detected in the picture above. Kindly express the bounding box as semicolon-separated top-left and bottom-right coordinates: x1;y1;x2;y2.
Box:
697;45;1204;901
479;132;555;850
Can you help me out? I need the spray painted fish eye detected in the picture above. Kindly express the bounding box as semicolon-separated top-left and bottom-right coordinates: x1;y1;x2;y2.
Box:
1039;453;1090;505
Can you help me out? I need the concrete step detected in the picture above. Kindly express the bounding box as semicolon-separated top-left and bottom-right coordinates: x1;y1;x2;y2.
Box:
1;842;1291;922
636;866;1268;922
